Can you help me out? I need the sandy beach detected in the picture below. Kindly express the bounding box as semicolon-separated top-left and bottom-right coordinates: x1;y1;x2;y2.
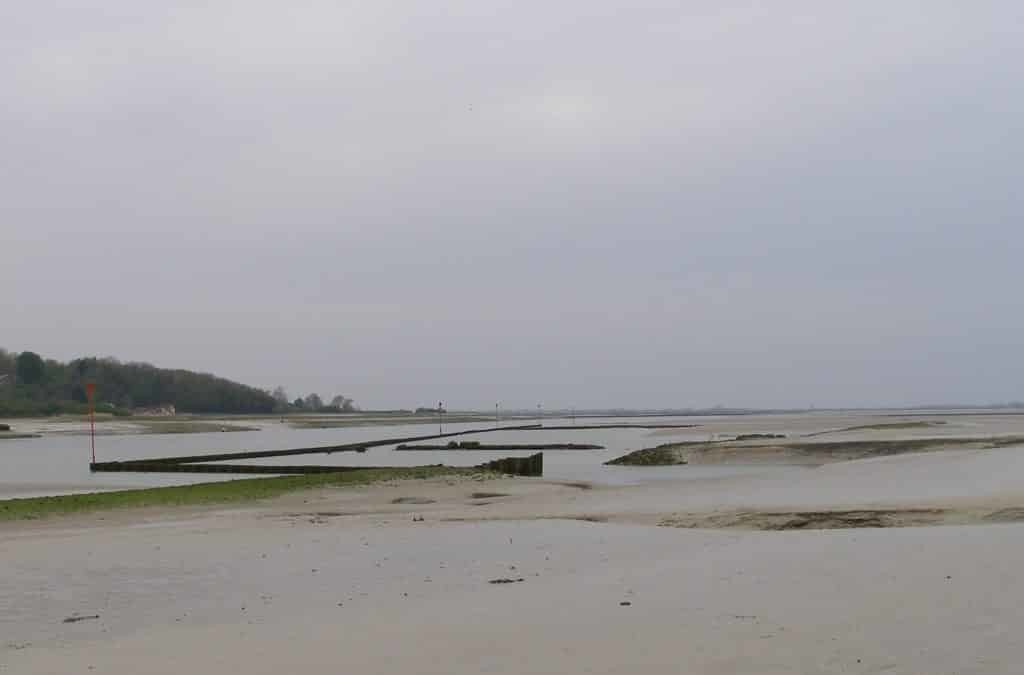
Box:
6;419;1024;674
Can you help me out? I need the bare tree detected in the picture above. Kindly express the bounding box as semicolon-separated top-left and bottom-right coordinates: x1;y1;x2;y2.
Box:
271;386;290;412
330;394;355;411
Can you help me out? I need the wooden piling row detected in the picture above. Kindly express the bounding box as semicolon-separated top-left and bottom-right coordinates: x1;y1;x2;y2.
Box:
478;453;543;477
88;461;384;474
89;426;546;477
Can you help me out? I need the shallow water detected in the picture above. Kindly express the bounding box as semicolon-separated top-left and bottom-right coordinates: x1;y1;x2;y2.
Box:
7;410;1024;499
0;416;738;498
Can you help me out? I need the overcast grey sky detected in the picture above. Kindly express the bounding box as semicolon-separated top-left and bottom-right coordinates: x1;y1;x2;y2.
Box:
3;1;1022;410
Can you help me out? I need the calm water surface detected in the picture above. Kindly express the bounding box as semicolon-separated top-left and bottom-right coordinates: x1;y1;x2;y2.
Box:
0;417;782;499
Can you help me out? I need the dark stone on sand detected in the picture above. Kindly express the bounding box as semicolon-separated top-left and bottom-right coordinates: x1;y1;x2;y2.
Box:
63;614;100;624
392;497;437;505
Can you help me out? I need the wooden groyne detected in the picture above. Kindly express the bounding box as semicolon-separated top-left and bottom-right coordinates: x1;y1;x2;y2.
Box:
95;426;544;467
89;461;382;474
87;421;691;478
396;442;602;451
104;424;545;467
538;424;699;430
90;455;544;477
89;425;547;477
479;453;543;477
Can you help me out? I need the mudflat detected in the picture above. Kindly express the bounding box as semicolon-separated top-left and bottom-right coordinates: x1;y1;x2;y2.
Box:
6;413;1024;674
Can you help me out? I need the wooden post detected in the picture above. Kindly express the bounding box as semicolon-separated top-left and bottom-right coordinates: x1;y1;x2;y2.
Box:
85;383;96;464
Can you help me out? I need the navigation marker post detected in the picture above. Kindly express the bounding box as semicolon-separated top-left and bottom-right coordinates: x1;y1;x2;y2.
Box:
85;383;97;464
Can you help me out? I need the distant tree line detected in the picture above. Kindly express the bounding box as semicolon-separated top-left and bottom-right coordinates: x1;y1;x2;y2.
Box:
270;386;357;414
0;349;280;416
0;350;364;418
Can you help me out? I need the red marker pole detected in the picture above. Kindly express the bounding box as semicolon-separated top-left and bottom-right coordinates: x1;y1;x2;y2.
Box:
85;383;96;465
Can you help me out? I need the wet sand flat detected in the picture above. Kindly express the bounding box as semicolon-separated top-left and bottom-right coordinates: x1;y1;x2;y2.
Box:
4;508;1024;674
7;413;1024;673
0;473;1022;672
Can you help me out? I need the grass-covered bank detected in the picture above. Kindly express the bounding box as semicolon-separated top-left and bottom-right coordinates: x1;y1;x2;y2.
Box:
0;467;481;522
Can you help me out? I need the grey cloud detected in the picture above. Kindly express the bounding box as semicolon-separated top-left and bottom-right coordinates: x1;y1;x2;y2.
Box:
3;1;1022;409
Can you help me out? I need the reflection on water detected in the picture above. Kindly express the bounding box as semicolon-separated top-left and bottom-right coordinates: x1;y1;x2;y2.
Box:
0;416;772;498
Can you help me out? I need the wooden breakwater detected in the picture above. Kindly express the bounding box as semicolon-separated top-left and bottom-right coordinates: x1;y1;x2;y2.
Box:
479;453;543;476
538;423;699;430
91;455;543;477
85;420;696;479
102;424;545;467
89;422;548;469
89;461;383;474
397;442;602;451
89;424;546;477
